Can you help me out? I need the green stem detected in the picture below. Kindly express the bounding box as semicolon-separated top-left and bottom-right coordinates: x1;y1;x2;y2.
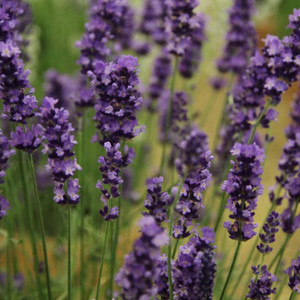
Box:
248;102;271;144
5;218;11;300
28;153;52;300
213;191;227;234
289;291;296;300
219;239;242;300
78;115;86;299
95;221;109;300
159;57;179;175
19;151;43;299
167;177;184;300
68;206;71;300
172;239;180;260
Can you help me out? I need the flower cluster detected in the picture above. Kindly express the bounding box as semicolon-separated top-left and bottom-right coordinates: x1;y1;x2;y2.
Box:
257;211;280;254
179;13;207;78
97;142;134;221
38;97;81;205
116;216;169;299
76;0;134;74
223;143;265;241
0;0;32;58
90;55;143;144
165;0;200;56
139;0;168;45
247;265;277;299
147;50;172;110
156;227;216;299
10;125;43;153
0;41;37;123
285;256;300;294
217;0;257;74
143;177;172;224
0;130;15;184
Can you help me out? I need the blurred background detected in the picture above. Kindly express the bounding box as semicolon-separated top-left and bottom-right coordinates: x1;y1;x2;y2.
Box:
0;0;299;299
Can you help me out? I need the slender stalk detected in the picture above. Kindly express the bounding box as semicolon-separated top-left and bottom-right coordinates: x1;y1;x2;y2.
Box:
78;115;86;299
5;218;11;300
159;56;179;175
213;191;227;234
212;75;234;151
172;239;180;260
19;151;43;299
28;153;52;300
68;205;71;300
219;239;242;300
95;221;109;300
167;177;184;300
289;291;296;300
248;102;271;144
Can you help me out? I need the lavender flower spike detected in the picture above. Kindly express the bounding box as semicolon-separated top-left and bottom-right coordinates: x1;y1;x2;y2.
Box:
38;97;81;205
285;256;300;294
116;216;169;299
223;143;265;241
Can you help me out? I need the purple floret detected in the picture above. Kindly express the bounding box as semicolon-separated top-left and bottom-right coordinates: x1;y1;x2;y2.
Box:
285;256;300;294
116;216;169;299
222;142;265;241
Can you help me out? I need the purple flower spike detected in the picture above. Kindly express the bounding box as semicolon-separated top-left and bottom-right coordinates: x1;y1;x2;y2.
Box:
223;143;265;241
257;211;280;254
166;0;200;56
179;13;207;78
0;41;37;123
285;256;300;294
247;265;277;299
0;196;10;219
91;55;143;145
39;97;81;205
10;125;44;153
217;0;257;75
0;130;15;185
116;216;169;299
143;176;172;224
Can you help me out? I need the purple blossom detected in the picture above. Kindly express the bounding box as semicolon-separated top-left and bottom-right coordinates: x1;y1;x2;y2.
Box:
147;50;172;111
0;41;37;123
0;130;15;185
222;143;265;241
10;125;43;153
156;227;216;299
97;142;135;221
257;211;280;254
209;76;227;91
165;0;200;56
139;0;169;45
247;265;277;299
0;196;10;219
217;0;257;75
179;13;206;78
76;0;135;74
116;216;169;299
143;176;172;224
285;256;300;294
90;55;143;144
38;97;81;205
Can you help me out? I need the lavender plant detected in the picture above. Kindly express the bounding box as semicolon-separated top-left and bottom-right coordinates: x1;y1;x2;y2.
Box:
0;1;299;300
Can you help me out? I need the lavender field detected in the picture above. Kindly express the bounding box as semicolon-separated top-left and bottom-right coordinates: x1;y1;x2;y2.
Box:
0;0;299;299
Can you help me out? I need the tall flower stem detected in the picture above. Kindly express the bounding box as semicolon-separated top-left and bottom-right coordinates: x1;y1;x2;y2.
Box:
78;115;86;299
28;153;52;300
95;221;109;300
248;102;271;144
19;151;43;299
167;177;184;300
212;75;234;151
289;291;296;300
271;200;298;275
67;205;72;300
159;56;179;175
219;239;242;300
